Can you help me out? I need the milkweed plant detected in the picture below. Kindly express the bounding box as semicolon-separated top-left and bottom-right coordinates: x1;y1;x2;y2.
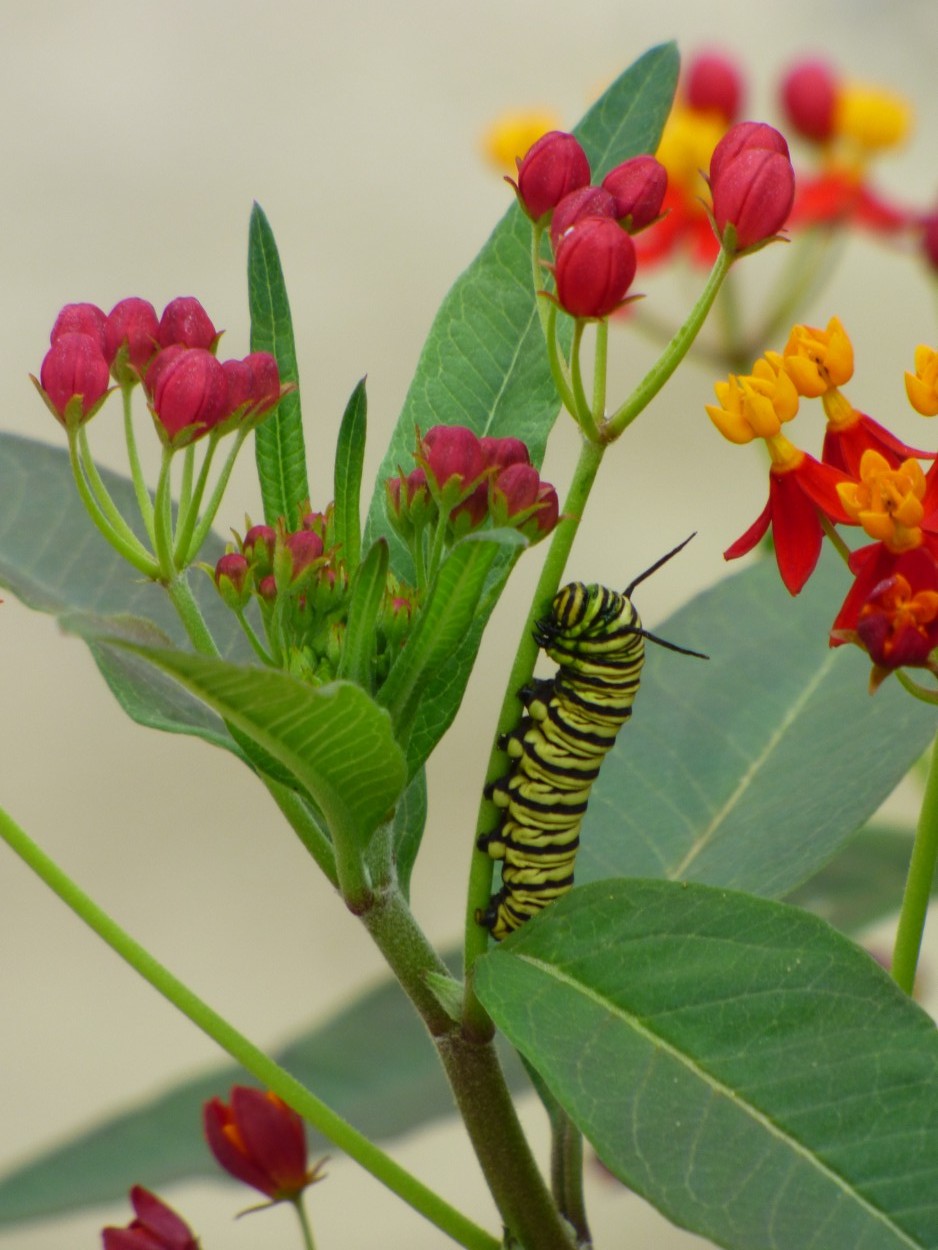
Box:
3;42;938;1250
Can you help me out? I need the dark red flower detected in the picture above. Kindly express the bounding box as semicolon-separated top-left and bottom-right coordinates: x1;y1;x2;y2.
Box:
101;1185;199;1250
105;298;161;384
158;297;218;351
148;347;229;443
780;59;838;143
601;155;667;232
512;130;591;221
684;51;745;124
37;331;111;426
203;1086;316;1202
549;185;617;251
553;216;637;318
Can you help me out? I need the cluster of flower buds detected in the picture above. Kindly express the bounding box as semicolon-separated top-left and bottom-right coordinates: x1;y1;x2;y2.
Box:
708;315;938;687
34;296;284;445
387;425;559;545
510;130;668;318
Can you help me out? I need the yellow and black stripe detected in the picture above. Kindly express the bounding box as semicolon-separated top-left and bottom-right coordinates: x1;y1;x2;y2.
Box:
477;538;701;941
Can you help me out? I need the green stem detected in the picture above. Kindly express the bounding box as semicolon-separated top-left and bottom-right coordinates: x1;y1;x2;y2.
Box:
462;437;606;1033
65;429;160;578
178;428;250;569
164;574;221;657
605;245;734;440
544;300;578;416
293;1195;317;1250
153;445;177;579
551;1113;589;1248
891;730;938;994
592;317;608;422
0;808;498;1250
264;780;337;887
77;427;154;561
122;383;156;544
569;321;598;439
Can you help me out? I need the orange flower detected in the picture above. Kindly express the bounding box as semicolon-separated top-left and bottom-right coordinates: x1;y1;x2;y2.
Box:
836;450;934;552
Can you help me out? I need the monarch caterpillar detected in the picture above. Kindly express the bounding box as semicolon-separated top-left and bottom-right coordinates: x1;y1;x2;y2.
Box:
477;535;704;941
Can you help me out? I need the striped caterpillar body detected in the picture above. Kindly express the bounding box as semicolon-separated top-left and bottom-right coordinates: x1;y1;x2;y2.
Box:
477;537;700;941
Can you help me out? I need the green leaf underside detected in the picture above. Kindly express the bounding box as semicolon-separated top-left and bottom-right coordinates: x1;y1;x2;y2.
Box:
248;202;309;526
364;42;679;581
578;549;937;899
115;647;406;846
0;957;529;1226
475;880;938;1250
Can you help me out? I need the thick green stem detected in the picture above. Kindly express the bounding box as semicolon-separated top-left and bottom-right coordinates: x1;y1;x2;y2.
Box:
165;573;221;657
0;808;497;1250
892;730;938;993
462;437;606;1033
551;1113;589;1249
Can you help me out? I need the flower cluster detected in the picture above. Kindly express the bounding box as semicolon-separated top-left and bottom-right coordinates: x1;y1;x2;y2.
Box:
509;129;667;318
708;316;938;687
35;296;284;446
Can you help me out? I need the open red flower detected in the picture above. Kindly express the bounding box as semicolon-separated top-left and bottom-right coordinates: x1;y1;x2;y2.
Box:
724;434;852;594
204;1086;321;1203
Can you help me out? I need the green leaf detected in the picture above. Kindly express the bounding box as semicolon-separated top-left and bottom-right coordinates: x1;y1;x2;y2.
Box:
0;956;529;1227
334;376;367;573
377;530;524;764
786;822;938;934
389;767;428;900
364;43;679;578
475;879;938;1250
336;537;389;690
577;549;937;898
115;647;406;848
0;433;247;751
248;202;309;525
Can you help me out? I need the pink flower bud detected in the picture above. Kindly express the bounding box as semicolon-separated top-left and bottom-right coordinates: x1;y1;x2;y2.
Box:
553;216;637;319
242;351;281;416
492;462;541;516
149;347;229;443
50;303;107;354
550;185;617;251
711;145;796;251
684;51;745;124
158;296;218;351
921;213;938;272
214;552;252;609
281;529;325;585
420;425;488;495
221;358;253;415
601;155;668;231
480;435;531;470
514;130;591;221
38;331;110;425
242;523;277;575
105;297;160;383
531;481;560;537
708;121;790;186
780;60;838;143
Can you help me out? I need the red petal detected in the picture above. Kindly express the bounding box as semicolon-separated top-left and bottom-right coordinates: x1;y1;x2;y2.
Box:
724;497;772;560
769;472;825;594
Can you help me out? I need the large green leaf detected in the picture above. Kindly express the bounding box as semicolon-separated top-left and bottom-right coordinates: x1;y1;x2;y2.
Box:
116;647;406;849
577;549;937;898
0;958;527;1226
248;202;309;525
475;879;938;1250
364;42;679;574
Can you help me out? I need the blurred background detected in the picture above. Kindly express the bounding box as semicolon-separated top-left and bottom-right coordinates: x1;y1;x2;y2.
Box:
1;2;937;1247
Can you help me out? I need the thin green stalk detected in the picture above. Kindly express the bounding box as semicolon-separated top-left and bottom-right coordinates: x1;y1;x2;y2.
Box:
153;446;177;579
121;383;156;543
892;730;938;993
292;1196;317;1250
164;573;221;657
77;427;155;560
551;1113;589;1249
568;321;598;439
264;779;337;887
462;437;606;1032
178;428;251;568
178;444;196;522
543;300;578;415
65;430;160;578
605;244;734;440
234;606;277;666
0;808;498;1250
591;318;608;422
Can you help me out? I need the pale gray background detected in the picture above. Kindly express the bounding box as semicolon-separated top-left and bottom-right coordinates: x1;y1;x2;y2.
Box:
1;3;937;1248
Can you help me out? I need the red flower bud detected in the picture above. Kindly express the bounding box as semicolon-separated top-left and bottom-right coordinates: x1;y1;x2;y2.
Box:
50;302;107;354
708;121;790;186
420;425;488;496
921;213;938;273
601;155;668;231
221;358;253;416
203;1086;319;1202
101;1185;199;1250
711;146;796;251
38;331;110;425
684;51;745;124
549;185;617;251
479;435;531;470
513;130;591;221
105;298;160;383
553;216;637;319
531;481;560;536
214;552;252;609
491;462;540;516
148;347;229;444
158;296;218;351
780;59;838;143
277;529;325;588
242;351;281;416
242;523;277;574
